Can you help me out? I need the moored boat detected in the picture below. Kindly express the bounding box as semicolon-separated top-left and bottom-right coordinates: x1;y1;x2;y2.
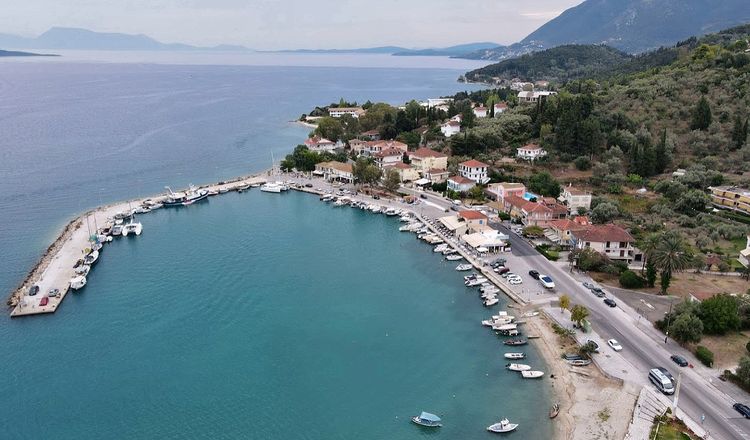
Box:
122;221;143;237
260;182;282;193
503;339;527;346
487;418;518;433
446;254;463;261
549;403;560;419
484;297;499;307
70;275;87;290
111;225;123;236
504;352;525;360
83;250;99;265
521;370;544;379
411;411;442;428
506;363;531;371
455;264;473;271
75;264;91;276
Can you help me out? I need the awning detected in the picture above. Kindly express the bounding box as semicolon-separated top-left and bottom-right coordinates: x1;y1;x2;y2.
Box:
414;178;430;186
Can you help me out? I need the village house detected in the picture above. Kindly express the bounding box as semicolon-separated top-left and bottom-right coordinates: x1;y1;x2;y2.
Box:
502;195;567;227
428;98;453;108
739;235;750;267
485;182;526;202
570;224;639;264
517;91;557;104
534;80;550;90
408;148;448;172
304;136;337;152
493;102;508;116
546;216;591;245
447;175;476;193
328;107;365;118
315;161;354;184
360;129;381;141
510;81;533;92
352;140;409;156
516;143;548;161
424;168;450;184
473;106;488;118
441;120;461;138
373;147;405;168
385;163;420;182
459;159;490;184
558;185;592;212
450;114;463;123
708;185;750;216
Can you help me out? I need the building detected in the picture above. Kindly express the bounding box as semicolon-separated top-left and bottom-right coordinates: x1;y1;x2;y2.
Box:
315;161;354;183
570;224;639;264
360;129;381;141
447;175;476;193
408;148;448;172
459;159;490;184
516;143;547;161
493;102;508;116
485;182;526;202
424;168;450;184
473;106;488;118
385;163;420;182
546;217;591;244
352;140;409;156
510;81;533;92
328;107;365;118
428;98;453;108
534;80;550;89
502;195;567;227
739;235;750;268
458;210;489;228
517;91;557;104
559;186;592;212
304;136;337;152
441;120;461;138
373;148;405;168
708;186;750;216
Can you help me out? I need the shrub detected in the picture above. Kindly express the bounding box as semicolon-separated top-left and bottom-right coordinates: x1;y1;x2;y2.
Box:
619;270;646;288
536;245;560;261
497;211;510;221
695;346;714;367
746;341;750;354
574;156;592;171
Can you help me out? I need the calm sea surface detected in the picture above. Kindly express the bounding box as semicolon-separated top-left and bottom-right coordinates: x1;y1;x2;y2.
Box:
0;53;552;439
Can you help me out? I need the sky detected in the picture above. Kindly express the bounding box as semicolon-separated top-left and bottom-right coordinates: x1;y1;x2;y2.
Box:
1;0;585;50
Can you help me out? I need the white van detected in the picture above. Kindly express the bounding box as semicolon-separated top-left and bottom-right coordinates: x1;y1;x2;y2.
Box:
649;368;675;395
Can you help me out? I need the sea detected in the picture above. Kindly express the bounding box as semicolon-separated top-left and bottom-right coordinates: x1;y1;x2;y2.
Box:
0;51;553;439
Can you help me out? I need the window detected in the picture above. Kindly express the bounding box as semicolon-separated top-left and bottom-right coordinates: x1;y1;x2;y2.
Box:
606;241;611;248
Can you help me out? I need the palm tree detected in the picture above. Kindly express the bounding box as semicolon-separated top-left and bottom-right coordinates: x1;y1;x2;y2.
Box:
650;233;692;294
638;232;662;274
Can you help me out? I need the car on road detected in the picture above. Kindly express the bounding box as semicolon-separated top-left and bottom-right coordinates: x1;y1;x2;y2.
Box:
582;281;595;289
607;339;623;351
452;199;461;205
603;298;617;307
305;183;313;188
528;270;540;279
495;267;510;275
733;403;750;419
656;367;674;382
28;285;39;296
670;354;689;367
420;194;427;199
508;278;523;285
585;340;599;353
591;288;606;297
539;275;555;289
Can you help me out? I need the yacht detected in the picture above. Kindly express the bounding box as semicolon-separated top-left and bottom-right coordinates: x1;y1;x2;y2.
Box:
111;225;123;236
487;419;518;433
411;412;442;428
455;264;473;271
506;363;531;372
163;185;209;206
433;244;449;253
484;297;499;307
445;254;463;261
70;275;87;290
521;370;544;379
122;220;143;237
83;250;99;265
504;353;526;360
260;182;282;193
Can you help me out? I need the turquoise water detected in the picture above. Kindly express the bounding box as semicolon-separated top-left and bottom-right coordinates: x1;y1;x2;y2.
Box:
0;191;553;439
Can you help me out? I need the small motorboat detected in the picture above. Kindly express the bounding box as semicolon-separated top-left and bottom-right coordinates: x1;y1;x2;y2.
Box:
83;250;99;265
455;264;473;271
70;275;87;290
466;277;487;287
506;363;531;372
521;370;544;379
504;352;525;360
218;188;229;194
504;339;527;346
111;225;123;236
75;264;91;276
523;311;540;317
492;323;517;332
385;208;398;216
487;418;518;433
411;411;442;427
484;298;499;307
568;359;592;367
549;403;560;419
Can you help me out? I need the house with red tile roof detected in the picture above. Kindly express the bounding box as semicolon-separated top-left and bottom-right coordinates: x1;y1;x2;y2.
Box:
501;195;568;227
571;224;640;263
304;136;337;152
408;148;448;172
441;120;461;138
447;175;476;192
373;147;405;168
493;102;508;116
547;216;591;244
516;143;547;161
459;159;490;184
384;162;420;182
473;106;488;118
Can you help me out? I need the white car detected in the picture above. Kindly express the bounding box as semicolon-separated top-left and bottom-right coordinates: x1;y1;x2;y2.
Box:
507;276;523;285
607;339;623;352
539;275;555;289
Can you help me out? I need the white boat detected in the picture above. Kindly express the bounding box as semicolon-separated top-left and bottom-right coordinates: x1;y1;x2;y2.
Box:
481;293;497;301
446;254;463;261
411;411;442;428
111;225;123;236
70;275;87;290
504;353;525;360
75;264;91;276
274;181;290;191
399;225;413;232
333;199;346;206
466;277;487;287
122;221;143;237
506;363;531;371
218;188;229;194
433;244;449;253
399;215;412;222
369;205;381;213
260;183;282;193
487;419;518;433
321;194;335;202
442;248;457;255
523;311;540;317
484;298;499;307
456;264;473;271
521;370;544;379
385;208;398;216
492;323;518;332
83;250;99;265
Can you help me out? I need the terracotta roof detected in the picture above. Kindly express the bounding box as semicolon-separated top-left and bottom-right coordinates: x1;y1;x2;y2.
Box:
305;136;334;146
460;159;489;168
504;195;530;209
388;163;411;170
459;210;488;221
548;219;590;232
524;203;552;214
328;107;364;113
368;140;408;151
374;148;405;158
427;168;449;174
410;147;448;159
494;103;508;109
318;161;353;174
517;143;542;151
449;175;475;184
573;216;591;225
362;129;380;135
443;120;461;127
572;224;634;243
474;106;487;111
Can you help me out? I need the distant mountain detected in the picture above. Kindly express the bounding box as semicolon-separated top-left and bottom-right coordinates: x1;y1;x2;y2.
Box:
267;46;408;54
0;27;252;51
0;49;57;57
392;42;501;57
461;0;750;60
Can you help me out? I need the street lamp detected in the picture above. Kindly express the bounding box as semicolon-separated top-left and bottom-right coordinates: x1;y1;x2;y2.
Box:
664;298;674;343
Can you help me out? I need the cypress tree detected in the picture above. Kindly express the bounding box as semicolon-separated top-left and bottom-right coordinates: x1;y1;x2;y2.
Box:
731;115;748;150
655;129;669;173
690;96;712;131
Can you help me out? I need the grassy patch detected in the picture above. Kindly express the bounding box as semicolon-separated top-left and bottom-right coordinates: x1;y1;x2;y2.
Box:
616;194;656;214
597;407;611;422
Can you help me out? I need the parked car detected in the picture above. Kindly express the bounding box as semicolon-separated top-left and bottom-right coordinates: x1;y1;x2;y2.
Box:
39;297;49;307
733;403;750;419
607;339;623;351
47;288;60;297
420;194;427;199
604;298;617;307
495;267;510;275
591;288;606;297
539;275;555;289
582;282;595;289
372;195;380;199
28;285;39;296
670;354;689;367
508;278;523;285
656;367;674;382
305;183;313;188
585;340;599;353
452;200;461;206
501;271;514;278
528;270;540;279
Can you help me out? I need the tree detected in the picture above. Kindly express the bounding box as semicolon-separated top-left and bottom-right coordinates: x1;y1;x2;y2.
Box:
619;270;646;288
646;260;657;288
574;156;592;171
732;115;748;150
522;225;544;238
352;157;382;185
651;233;693;294
467;185;485;201
528;172;561;197
559;294;571;313
736;357;750;386
460;108;476;130
570;304;590;326
675;189;710;215
590;202;619;224
315;117;344;141
669;312;703;344
690;96;712;131
698;294;741;335
383;169;401;192
654;129;671;174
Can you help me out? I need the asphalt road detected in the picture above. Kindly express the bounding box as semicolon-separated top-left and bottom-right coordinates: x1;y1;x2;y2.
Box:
400;187;749;440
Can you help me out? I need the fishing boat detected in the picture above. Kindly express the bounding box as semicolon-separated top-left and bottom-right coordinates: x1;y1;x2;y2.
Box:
75;264;91;276
260;182;283;193
411;411;442;428
492;323;517;332
70;275;87;290
446;254;463;261
163;185;209;206
499;329;520;336
505;363;531;372
465;277;487;287
567;359;592;367
504;353;525;360
503;339;527;346
442;248;457;255
83;250;99;266
521;370;544;379
487;418;518;433
236;183;251;192
455;264;473;271
549;403;560;419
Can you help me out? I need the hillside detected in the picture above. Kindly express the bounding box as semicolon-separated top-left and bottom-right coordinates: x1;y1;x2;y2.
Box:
0;49;57;57
461;0;750;60
392;42;500;57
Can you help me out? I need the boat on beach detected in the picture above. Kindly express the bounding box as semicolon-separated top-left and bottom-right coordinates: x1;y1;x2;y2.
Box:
567;359;592;367
411;411;442;428
549;403;560;419
521;370;544;379
504;352;525;360
487;418;518;433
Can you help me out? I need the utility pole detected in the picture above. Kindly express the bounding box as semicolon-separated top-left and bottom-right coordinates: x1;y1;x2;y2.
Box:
664;299;674;343
672;371;682;416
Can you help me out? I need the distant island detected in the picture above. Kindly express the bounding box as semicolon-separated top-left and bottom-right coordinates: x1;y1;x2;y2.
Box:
0;49;57;57
266;42;500;57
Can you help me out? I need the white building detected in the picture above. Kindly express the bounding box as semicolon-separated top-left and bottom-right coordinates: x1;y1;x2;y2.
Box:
447;176;476;192
517;91;557;104
473;106;488;118
328;107;365;118
459;159;490;184
427;98;453;108
559;185;592;212
315;161;354;184
304;136;337;152
441;120;461;138
516;143;547;161
570;224;638;264
740;235;750;267
493;102;508;116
